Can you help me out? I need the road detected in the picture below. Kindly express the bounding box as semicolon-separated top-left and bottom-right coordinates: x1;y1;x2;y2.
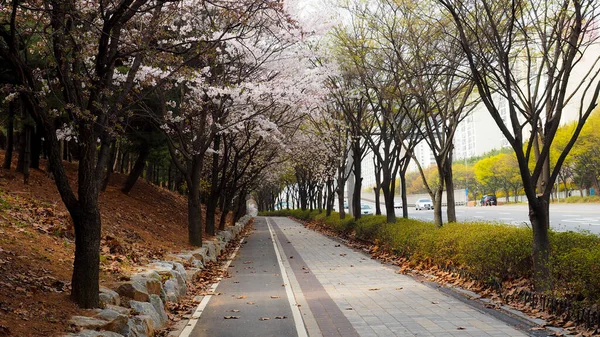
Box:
358;197;600;234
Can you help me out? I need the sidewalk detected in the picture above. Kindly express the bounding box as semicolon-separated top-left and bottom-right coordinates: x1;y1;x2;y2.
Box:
183;216;534;337
270;216;529;337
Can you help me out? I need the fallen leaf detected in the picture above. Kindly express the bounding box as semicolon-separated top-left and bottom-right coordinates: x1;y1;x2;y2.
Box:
457;326;466;330
368;288;380;291
271;296;280;299
275;316;287;319
431;301;439;304
246;302;255;305
237;295;247;299
229;309;240;313
396;287;403;290
224;316;240;319
260;317;270;321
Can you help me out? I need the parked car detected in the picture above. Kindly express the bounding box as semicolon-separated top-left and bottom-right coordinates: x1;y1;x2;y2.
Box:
480;195;497;206
415;198;433;210
360;204;374;215
394;201;402;209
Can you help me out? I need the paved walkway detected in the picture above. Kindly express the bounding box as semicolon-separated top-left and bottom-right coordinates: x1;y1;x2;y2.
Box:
271;217;527;337
186;216;532;337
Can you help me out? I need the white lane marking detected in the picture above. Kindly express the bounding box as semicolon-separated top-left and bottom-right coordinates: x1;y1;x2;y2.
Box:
178;237;244;337
561;218;600;224
266;218;309;337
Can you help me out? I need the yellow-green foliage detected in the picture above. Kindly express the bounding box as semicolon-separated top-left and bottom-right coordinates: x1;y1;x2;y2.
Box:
354;215;387;241
564;196;600;203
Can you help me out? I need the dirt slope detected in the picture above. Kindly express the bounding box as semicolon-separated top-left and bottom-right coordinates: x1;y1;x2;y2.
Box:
0;154;209;337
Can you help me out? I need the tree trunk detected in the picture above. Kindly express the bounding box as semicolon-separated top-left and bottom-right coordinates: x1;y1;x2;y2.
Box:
187;155;203;246
234;189;247;221
3;100;16;169
373;187;381;215
529;197;551;291
444;157;456;222
433;188;443;227
17;130;26;172
205;136;221;236
326;180;334;216
317;188;323;213
22;127;31;184
337;178;346;219
122;143;150;194
400;168;409;219
30;121;43;169
374;160;382;215
101;141;118;192
352;138;362;220
146;161;154;184
382;182;396;223
70;207;101;308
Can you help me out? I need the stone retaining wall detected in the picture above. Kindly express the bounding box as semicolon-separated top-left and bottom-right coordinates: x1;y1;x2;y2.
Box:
64;215;253;337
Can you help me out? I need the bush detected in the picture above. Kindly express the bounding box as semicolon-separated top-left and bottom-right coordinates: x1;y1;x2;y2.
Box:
564;195;600;203
354;215;387;241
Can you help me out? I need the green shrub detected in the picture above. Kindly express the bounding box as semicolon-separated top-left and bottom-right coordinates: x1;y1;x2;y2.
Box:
564;195;600;203
553;246;600;303
354;215;387;241
320;213;356;234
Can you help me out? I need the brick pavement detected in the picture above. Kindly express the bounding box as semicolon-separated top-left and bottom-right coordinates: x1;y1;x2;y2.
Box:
270;216;529;337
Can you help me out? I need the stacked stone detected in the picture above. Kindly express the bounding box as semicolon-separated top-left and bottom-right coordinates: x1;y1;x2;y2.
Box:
64;215;252;337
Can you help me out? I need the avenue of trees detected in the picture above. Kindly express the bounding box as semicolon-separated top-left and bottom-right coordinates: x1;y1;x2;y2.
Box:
1;0;599;307
264;0;600;293
0;0;327;308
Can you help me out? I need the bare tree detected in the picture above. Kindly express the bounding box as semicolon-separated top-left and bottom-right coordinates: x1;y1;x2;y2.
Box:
438;0;600;288
394;3;477;226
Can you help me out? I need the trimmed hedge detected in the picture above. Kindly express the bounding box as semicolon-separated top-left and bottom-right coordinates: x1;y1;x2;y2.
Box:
261;209;600;304
564;195;600;203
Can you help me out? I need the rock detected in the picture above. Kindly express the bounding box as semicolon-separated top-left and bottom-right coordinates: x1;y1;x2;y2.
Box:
94;309;128;333
99;287;120;307
130;299;167;330
172;262;186;280
64;330;125;337
202;242;217;263
117;281;149;302
191;247;208;264
126;315;154;337
134;271;162;296
150;294;168;327
118;271;164;303
185;268;202;281
218;230;233;242
69;308;129;333
163;279;180;303
105;305;130;316
69;316;109;330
